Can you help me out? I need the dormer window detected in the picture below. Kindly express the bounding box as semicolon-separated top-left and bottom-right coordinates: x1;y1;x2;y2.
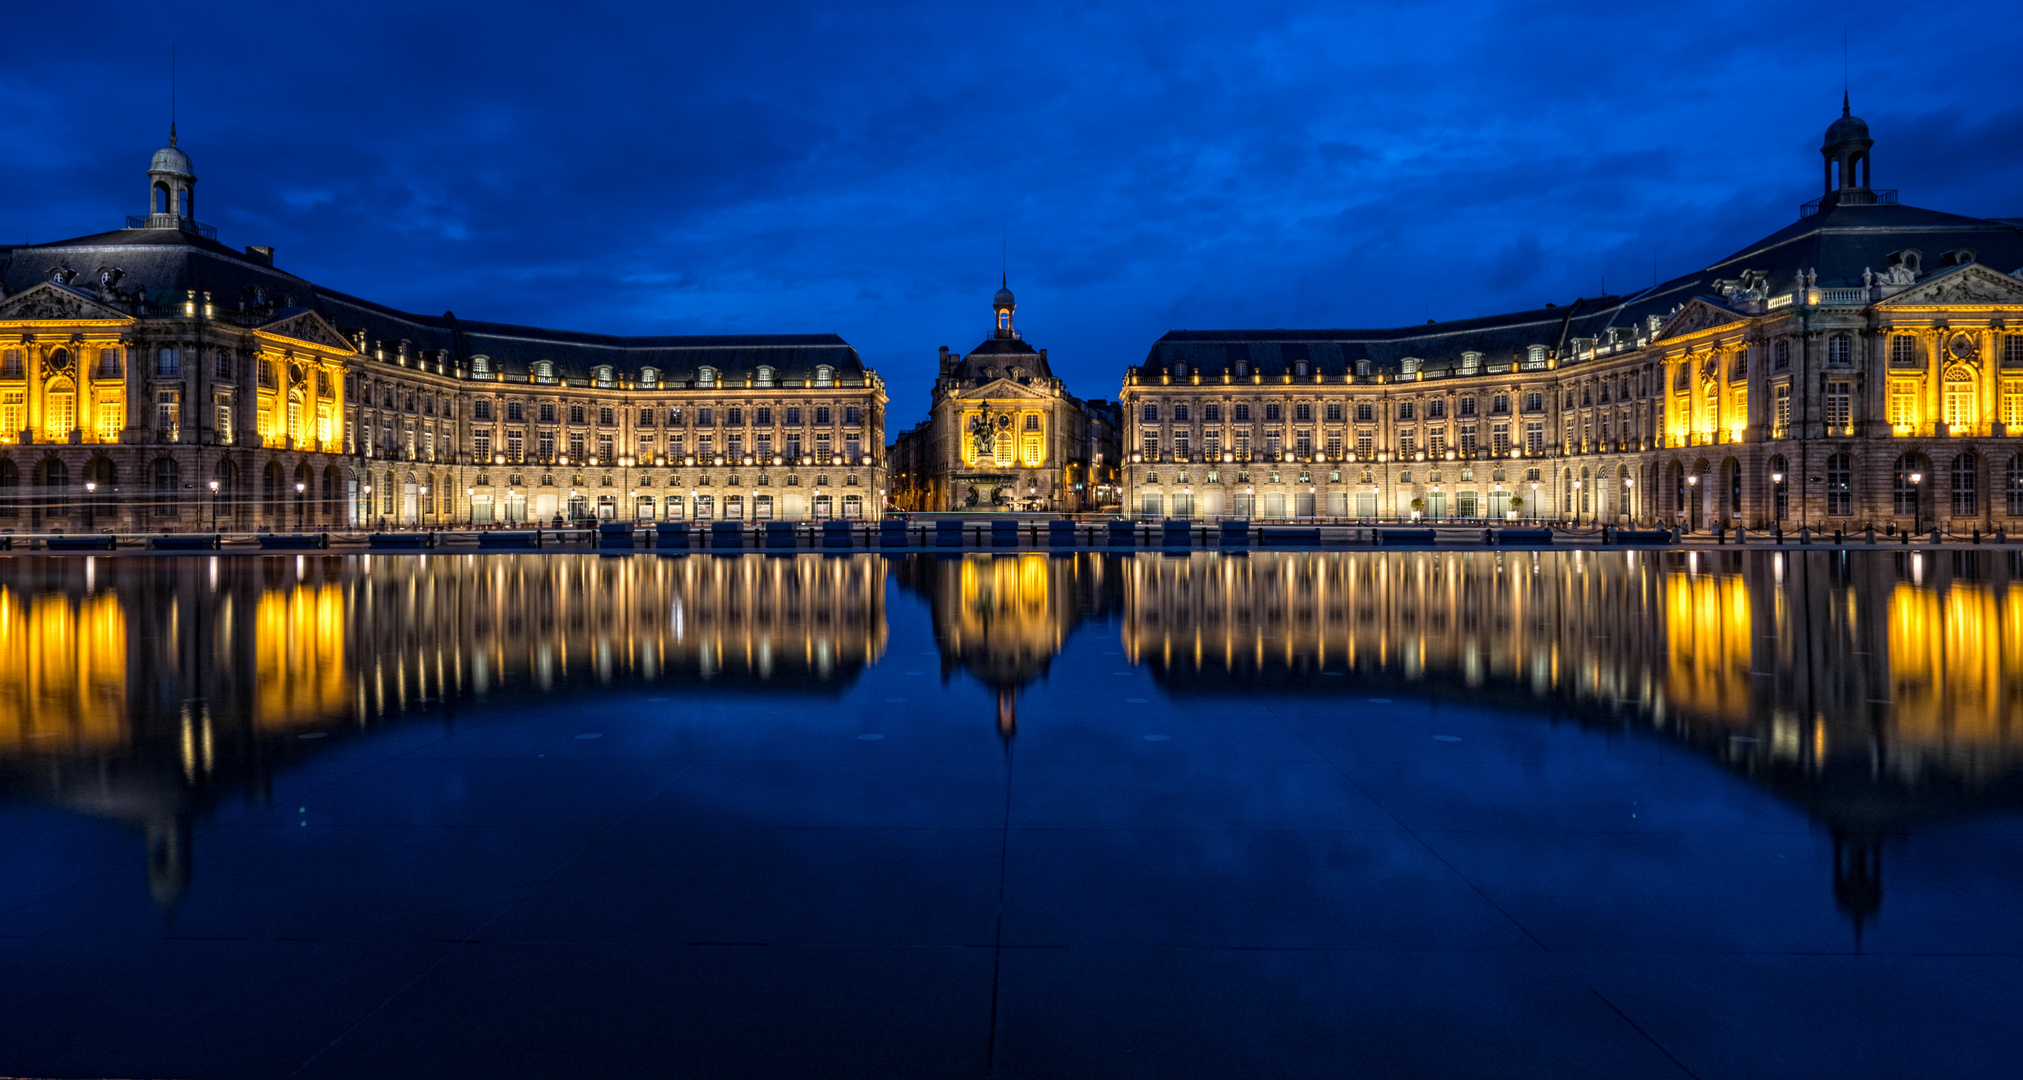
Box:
594;366;614;387
1173;363;1187;378
533;361;556;384
1527;345;1547;364
471;355;491;377
814;365;834;387
756;365;775;387
698;366;717;387
639;367;658;388
1234;361;1248;377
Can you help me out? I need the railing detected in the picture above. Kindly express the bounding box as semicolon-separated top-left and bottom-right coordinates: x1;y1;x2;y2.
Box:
1817;288;1869;306
1799;189;1898;218
125;214;218;240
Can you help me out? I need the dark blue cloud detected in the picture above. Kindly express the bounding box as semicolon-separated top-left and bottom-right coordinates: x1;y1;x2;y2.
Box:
3;0;2017;418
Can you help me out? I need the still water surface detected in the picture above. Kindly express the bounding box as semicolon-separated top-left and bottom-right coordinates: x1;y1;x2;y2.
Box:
3;550;2020;1079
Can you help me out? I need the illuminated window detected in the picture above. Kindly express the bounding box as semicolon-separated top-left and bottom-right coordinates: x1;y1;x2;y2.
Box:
44;380;76;439
2003;381;2023;427
1943;376;1976;429
814;365;834;387
1889;382;1918;427
96;398;123;441
1022;437;1042;465
157;390;182;440
3;391;27;438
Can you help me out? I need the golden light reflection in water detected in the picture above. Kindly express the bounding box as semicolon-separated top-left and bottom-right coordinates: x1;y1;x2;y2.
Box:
0;587;127;753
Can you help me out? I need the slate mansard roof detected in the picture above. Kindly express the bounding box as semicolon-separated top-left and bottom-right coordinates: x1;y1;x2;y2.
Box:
0;226;870;387
1140;198;2023;381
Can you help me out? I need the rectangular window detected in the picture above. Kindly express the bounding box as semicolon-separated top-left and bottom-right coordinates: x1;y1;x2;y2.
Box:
1889;381;1918;427
474;430;491;459
540;429;558;459
1204;404;1221;422
215;392;234;445
599;434;615;460
1264;403;1282;421
1773;384;1791;437
96;399;123;441
815;407;831;424
845;406;862;425
1142;434;1160;459
1491;423;1510;454
2006;335;2023;368
1293;430;1312;456
157;348;180;377
1774;340;1791;370
599;406;615;425
1355;430;1373;456
1524;422;1544;452
506;401;524;421
2003;381;2023;428
1944;382;1975;429
1490;394;1508;415
1233;404;1251;422
1024;413;1041;431
0;351;20;379
1459;425;1477;453
1324;403;1343;422
1826;382;1852;430
1142;404;1158;422
473;399;492;420
784;407;801;425
1293;403;1311;422
156;389;181;439
568;432;585;458
506;429;525;462
1397;429;1415;456
1524;392;1543;412
639;408;656;426
1891;335;1919;366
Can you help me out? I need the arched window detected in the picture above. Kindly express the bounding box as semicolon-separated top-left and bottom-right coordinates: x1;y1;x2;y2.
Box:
813;365;834;387
1826;453;1853;516
997;310;1010;331
1943;369;1977;429
153;458;180;516
2007;454;2023;517
754;366;773;387
697;366;717;388
1769;454;1790;521
42;459;68;514
43;378;75;440
263;462;283;516
1728;459;1742;514
1893;455;1922;516
1952;453;1979;516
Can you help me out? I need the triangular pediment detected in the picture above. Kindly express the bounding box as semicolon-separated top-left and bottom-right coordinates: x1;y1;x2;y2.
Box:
957;378;1054;400
259;309;356;351
1878;263;2023;307
1655;298;1746;341
0;281;136;323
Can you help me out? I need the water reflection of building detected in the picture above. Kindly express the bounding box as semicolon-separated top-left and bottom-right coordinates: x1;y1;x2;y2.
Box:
0;553;888;903
896;553;1122;737
1121;549;2023;934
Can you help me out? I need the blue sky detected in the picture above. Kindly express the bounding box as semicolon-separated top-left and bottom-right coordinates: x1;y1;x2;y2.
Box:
5;1;2017;421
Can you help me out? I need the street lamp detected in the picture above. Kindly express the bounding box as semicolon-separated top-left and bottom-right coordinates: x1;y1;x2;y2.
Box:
1771;471;1785;526
1910;471;1924;535
1571;478;1582;528
209;479;220;532
1686;473;1699;533
295;481;305;530
1529;481;1539;522
466;486;475;527
1623;477;1634;524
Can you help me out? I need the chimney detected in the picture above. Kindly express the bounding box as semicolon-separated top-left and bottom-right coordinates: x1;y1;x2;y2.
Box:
244;245;274;265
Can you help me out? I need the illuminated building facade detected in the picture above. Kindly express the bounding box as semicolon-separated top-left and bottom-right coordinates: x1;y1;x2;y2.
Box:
889;283;1112;512
1121;105;2023;531
0;133;888;531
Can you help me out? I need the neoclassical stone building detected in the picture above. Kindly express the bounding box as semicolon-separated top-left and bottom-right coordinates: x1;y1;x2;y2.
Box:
0;133;887;530
1121;102;2023;532
888;283;1112;512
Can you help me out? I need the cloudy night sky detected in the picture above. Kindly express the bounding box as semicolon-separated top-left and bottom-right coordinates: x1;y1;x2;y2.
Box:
5;1;2017;418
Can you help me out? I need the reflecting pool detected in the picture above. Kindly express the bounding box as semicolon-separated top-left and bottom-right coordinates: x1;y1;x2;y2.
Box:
3;550;2021;1079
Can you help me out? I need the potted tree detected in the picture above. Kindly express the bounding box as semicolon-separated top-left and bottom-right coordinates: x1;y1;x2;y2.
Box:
1408;497;1424;521
1506;496;1523;522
